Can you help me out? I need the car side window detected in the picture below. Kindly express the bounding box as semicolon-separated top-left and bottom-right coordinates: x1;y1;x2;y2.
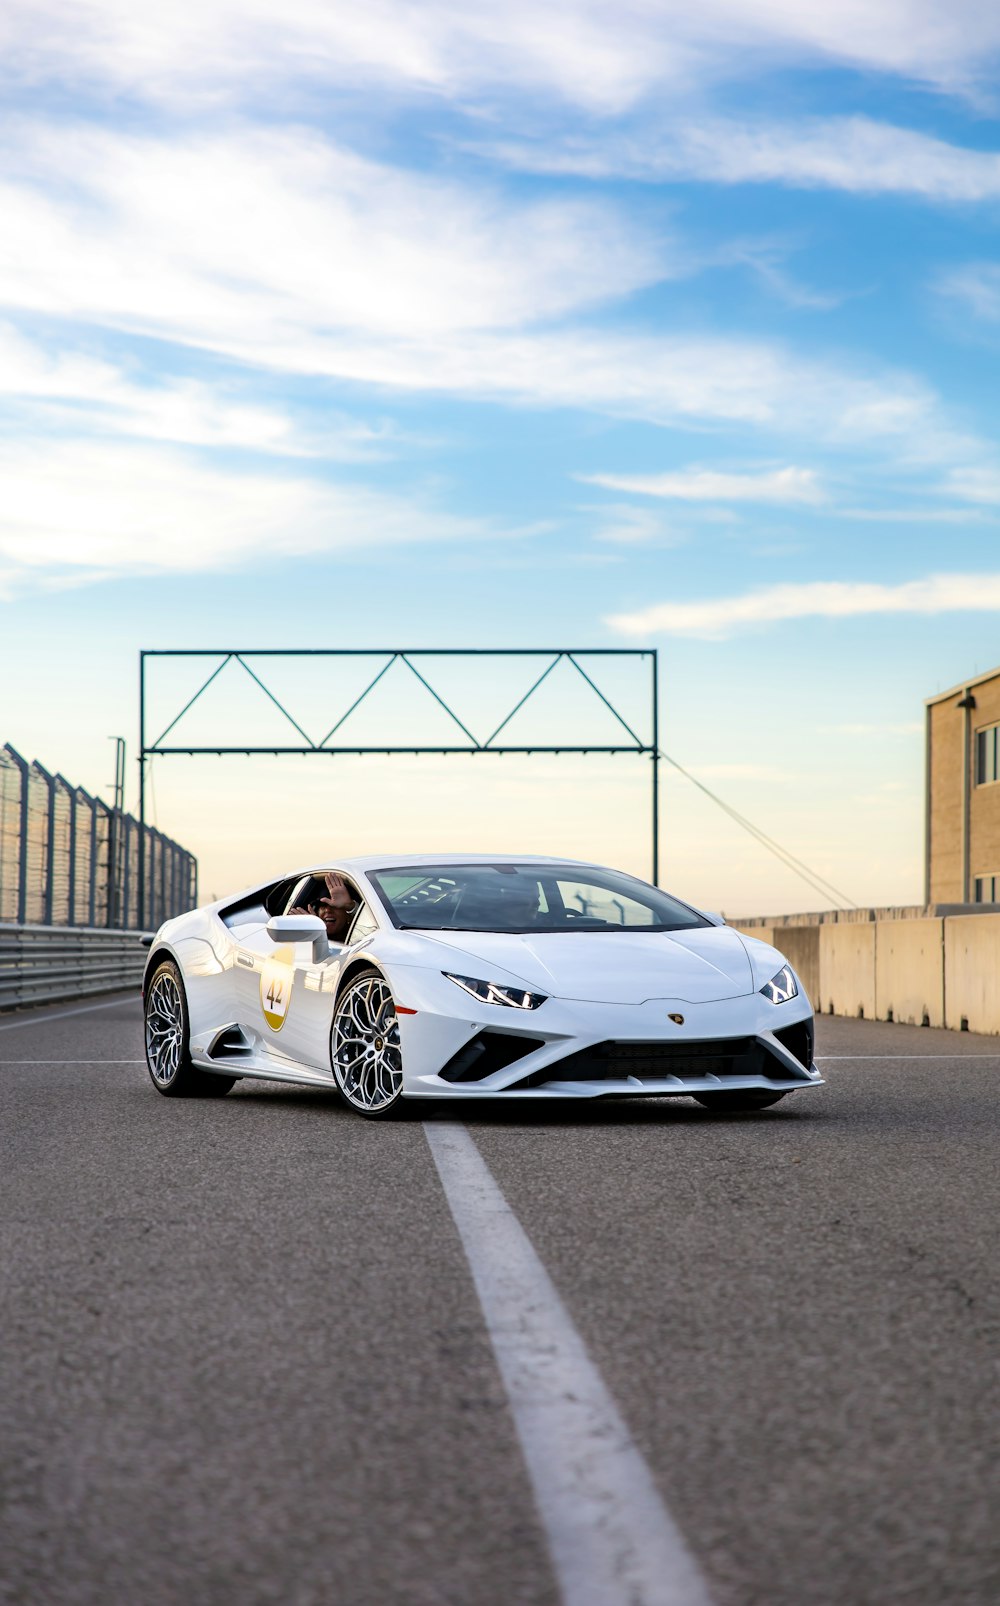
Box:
281;877;316;914
266;877;306;916
285;872;378;945
346;902;379;943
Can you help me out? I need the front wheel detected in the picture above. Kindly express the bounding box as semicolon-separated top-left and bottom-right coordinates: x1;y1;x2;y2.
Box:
694;1090;787;1112
331;969;406;1118
144;960;235;1098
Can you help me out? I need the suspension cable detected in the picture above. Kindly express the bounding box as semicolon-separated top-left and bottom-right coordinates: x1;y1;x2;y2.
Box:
658;749;858;910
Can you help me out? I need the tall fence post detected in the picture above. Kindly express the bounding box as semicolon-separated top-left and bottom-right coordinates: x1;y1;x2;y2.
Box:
33;763;57;926
5;745;31;925
87;793;98;927
63;779;78;926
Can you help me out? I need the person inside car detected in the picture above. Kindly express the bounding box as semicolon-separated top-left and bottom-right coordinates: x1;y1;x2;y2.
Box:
290;871;359;943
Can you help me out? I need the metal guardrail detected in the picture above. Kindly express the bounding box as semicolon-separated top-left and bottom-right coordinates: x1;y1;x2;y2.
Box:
0;924;150;1012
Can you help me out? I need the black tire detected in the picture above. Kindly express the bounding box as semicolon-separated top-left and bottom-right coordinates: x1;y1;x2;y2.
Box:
144;959;236;1098
330;966;409;1120
694;1090;787;1112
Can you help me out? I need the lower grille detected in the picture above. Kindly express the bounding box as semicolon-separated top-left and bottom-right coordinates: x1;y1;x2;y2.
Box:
510;1036;809;1088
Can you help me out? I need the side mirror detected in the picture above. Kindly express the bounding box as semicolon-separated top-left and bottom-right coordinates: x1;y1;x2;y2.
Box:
266;914;329;962
702;910;726;927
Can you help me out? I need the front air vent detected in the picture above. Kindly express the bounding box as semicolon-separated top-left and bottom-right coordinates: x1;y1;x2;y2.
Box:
207;1024;253;1060
439;1031;545;1083
773;1018;815;1069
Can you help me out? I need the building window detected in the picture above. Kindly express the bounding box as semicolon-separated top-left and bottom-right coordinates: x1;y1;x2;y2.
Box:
976;724;1000;785
974;874;1000;903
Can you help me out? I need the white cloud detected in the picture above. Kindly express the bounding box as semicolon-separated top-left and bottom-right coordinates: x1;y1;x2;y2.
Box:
581;465;823;503
835;505;995;522
0;323;388;458
487;116;1000;202
608;572;1000;638
943;466;1000;503
0;123;665;344
0;439;507;582
2;2;1000;112
0;123;945;442
938;262;1000;321
285;329;934;440
586;503;685;545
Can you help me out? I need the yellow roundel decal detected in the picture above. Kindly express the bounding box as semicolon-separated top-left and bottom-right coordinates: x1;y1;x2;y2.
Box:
260;956;293;1031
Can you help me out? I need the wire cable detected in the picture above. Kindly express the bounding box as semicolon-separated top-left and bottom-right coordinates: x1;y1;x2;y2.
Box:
658;749;858;910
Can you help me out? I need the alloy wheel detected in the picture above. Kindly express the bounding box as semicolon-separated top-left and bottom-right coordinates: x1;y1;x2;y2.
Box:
332;974;403;1112
145;971;185;1085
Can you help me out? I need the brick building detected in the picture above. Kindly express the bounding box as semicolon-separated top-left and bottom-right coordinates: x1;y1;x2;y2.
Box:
926;667;1000;904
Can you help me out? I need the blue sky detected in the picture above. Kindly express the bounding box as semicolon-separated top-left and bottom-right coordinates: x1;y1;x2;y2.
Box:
3;1;1000;913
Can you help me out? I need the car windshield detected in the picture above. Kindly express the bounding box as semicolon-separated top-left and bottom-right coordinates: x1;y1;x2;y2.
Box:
368;863;708;933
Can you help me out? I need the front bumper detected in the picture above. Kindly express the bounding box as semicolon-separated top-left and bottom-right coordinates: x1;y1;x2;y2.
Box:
389;968;821;1099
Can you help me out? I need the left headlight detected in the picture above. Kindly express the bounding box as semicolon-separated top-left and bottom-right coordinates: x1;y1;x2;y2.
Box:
443;973;547;1010
760;964;798;1004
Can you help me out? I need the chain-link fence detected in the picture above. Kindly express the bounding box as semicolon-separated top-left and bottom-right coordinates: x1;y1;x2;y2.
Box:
0;743;197;929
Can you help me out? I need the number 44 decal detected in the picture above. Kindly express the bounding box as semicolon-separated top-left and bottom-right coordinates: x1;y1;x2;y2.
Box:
260;959;292;1031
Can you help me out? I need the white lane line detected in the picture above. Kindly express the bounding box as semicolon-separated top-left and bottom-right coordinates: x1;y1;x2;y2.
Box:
2;1059;145;1065
0;995;139;1033
816;1054;1000;1060
424;1120;713;1606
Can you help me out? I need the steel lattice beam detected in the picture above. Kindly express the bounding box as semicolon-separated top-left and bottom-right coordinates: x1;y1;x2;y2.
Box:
138;648;659;926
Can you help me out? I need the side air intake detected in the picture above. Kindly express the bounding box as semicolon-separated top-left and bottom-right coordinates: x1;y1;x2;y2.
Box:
439;1032;545;1084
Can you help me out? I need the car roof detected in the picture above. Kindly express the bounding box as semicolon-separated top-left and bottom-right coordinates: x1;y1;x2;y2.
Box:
316;853;602;874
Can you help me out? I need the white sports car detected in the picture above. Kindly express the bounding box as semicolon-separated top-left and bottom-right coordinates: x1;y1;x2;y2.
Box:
141;854;822;1118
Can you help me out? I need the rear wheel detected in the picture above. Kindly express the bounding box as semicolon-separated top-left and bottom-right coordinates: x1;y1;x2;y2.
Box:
144;960;235;1098
694;1090;787;1112
331;968;406;1119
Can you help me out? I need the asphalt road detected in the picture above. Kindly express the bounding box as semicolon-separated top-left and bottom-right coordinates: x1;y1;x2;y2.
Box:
2;997;999;1605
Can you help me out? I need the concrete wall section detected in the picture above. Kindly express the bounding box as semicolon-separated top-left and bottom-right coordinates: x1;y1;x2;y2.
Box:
730;924;774;950
819;923;875;1020
731;905;1000;1033
944;914;1000;1034
875;918;945;1027
772;926;820;1009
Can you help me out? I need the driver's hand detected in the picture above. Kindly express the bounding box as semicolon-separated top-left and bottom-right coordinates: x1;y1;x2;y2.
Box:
323;873;354;909
288;904;313;917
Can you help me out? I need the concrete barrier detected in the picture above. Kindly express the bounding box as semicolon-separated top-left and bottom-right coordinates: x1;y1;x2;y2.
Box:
875;918;945;1027
730;924;775;949
734;904;1000;1033
818;923;876;1019
771;926;820;1008
944;915;1000;1034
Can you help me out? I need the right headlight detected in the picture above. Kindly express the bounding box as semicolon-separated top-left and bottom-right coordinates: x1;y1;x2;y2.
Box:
760;964;798;1005
443;973;547;1009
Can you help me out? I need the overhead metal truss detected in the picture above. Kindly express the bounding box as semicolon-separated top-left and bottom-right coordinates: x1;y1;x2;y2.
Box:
139;648;659;926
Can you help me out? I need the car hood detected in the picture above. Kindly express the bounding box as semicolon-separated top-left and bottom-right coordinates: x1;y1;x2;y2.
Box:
419;926;754;1004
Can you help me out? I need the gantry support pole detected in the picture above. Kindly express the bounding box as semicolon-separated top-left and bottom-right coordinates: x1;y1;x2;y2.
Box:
138;652;146;931
651;649;660;886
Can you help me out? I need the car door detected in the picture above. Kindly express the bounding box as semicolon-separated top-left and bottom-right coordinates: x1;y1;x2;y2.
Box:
233;922;338;1073
232;873;373;1074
